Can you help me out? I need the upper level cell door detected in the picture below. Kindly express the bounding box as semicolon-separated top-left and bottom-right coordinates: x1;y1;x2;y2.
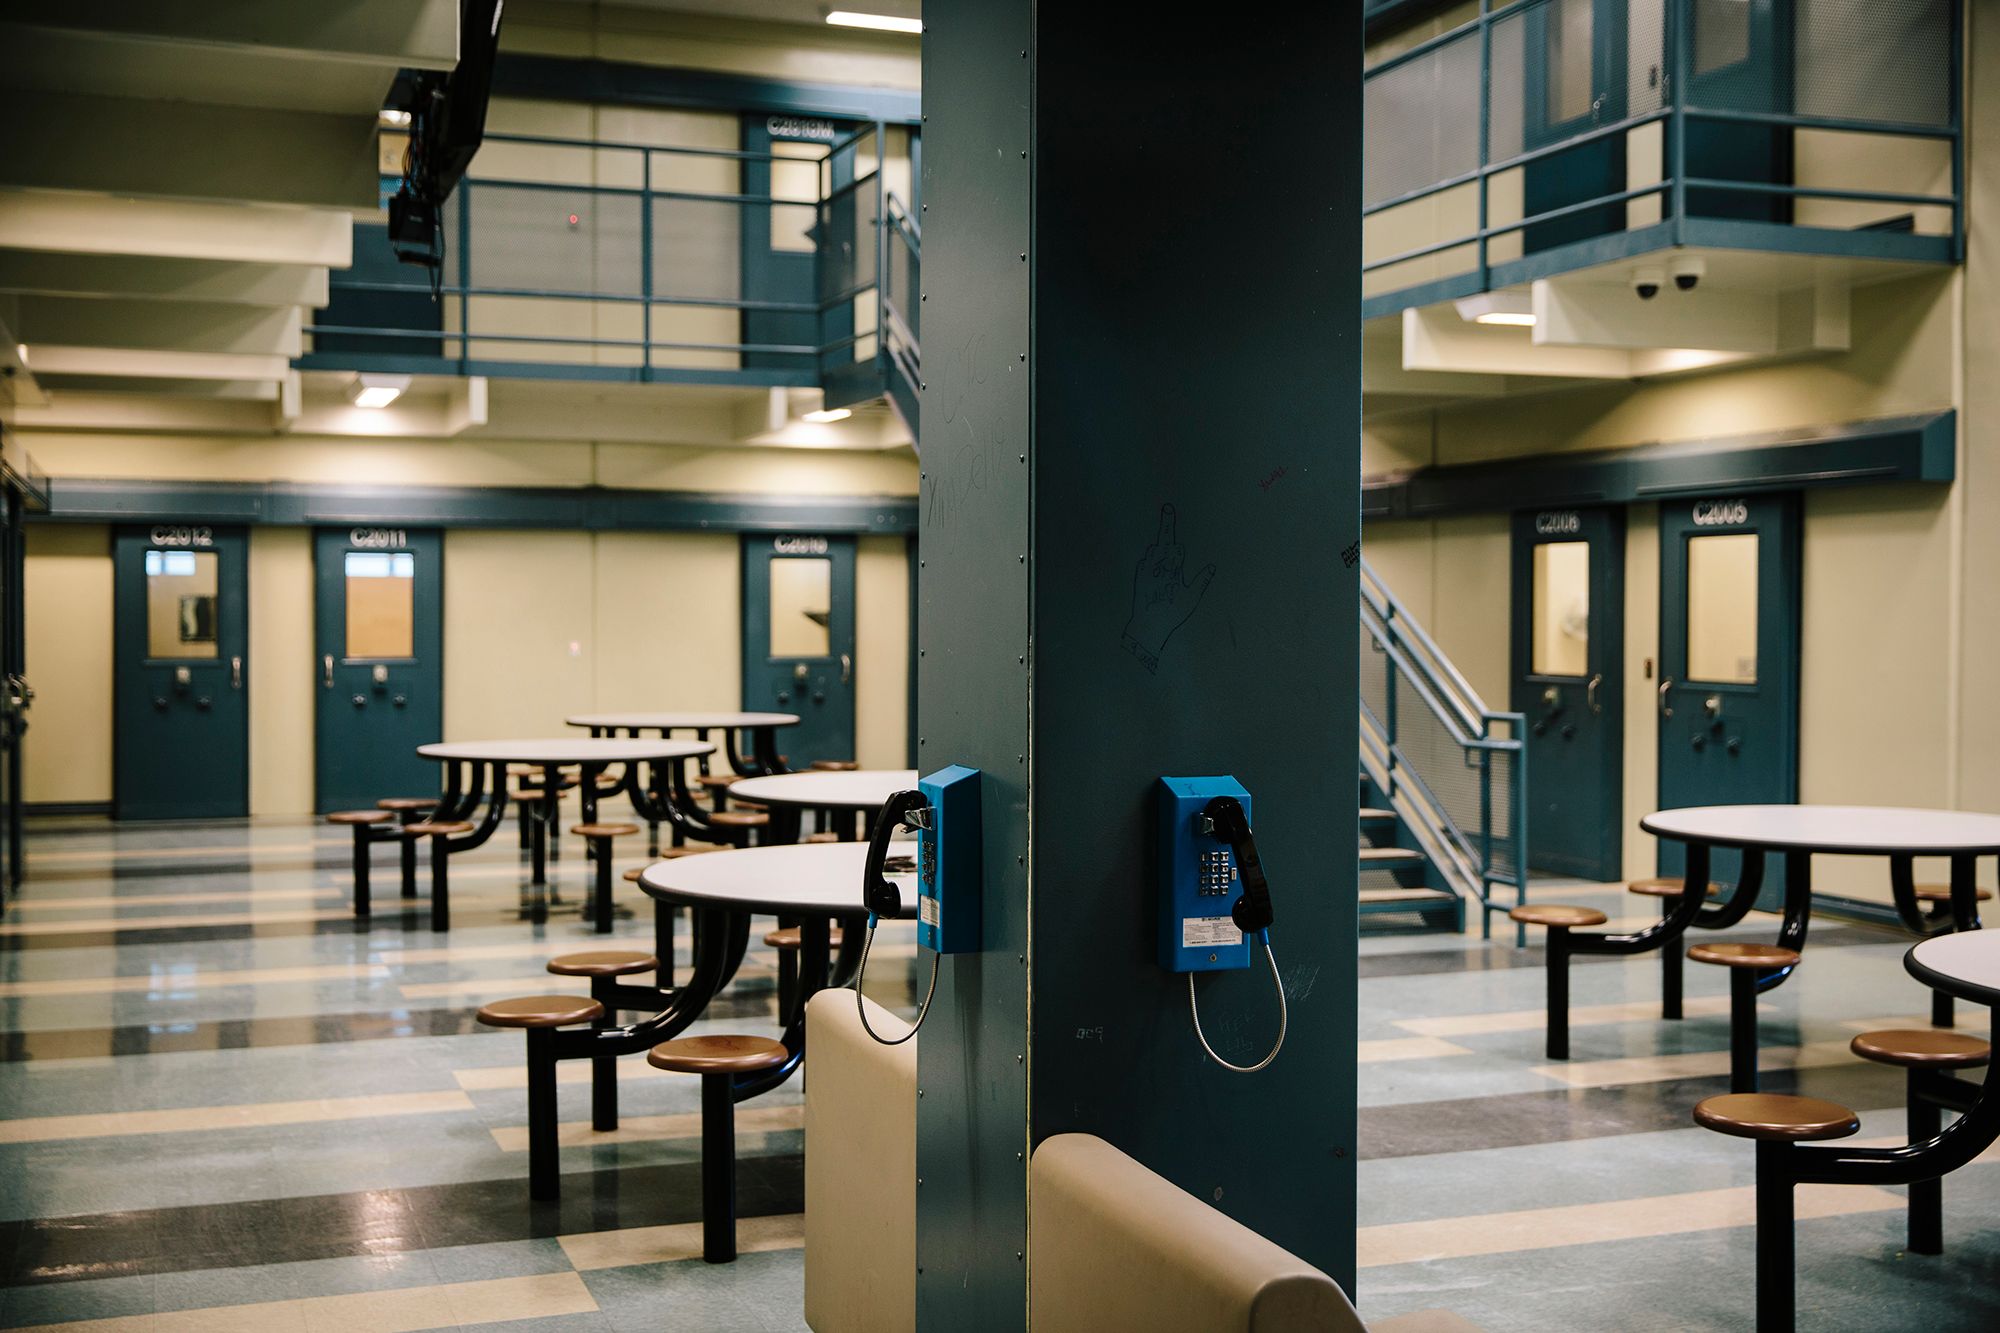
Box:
113;525;250;820
1519;0;1629;252
1680;0;1792;222
741;115;849;375
1656;493;1800;887
313;527;444;814
742;534;856;768
1511;506;1626;881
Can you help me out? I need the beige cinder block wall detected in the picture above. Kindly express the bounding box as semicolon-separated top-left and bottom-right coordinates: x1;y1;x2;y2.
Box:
22;525;113;805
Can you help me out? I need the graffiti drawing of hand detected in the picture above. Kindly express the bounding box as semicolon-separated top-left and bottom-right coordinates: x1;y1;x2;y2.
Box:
1121;504;1216;674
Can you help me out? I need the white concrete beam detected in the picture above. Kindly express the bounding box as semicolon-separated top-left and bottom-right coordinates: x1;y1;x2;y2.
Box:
0;251;328;308
443;376;489;436
1532;277;1850;357
1402;305;1633;380
0;191;352;267
0;0;458;69
1362;330;1508;397
0;90;381;210
14;391;281;434
16;297;302;359
23;346;289;383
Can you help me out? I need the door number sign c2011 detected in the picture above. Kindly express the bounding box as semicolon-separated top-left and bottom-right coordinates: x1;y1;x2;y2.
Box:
150;525;213;548
349;528;409;549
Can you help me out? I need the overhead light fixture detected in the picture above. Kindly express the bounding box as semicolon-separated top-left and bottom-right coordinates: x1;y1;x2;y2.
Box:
378;108;412;129
345;373;411;409
1453;290;1536;327
826;11;923;34
802;407;853;423
14;344;26;367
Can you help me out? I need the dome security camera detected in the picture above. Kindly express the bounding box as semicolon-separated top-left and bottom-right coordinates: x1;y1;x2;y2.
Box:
1671;255;1706;292
1631;266;1664;301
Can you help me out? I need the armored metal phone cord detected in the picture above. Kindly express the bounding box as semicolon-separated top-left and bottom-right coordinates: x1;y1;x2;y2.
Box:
1188;937;1287;1074
854;919;940;1046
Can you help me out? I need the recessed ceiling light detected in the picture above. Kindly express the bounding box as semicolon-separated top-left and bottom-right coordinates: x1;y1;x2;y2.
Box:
826;11;922;34
378;108;412;129
345;373;411;409
1453;291;1535;328
803;407;853;423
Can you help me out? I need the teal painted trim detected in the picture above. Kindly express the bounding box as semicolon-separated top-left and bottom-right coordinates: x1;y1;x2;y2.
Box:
493;54;921;125
33;480;918;536
291;352;818;389
24;801;111;818
1677;217;1955;264
1363;411;1955;520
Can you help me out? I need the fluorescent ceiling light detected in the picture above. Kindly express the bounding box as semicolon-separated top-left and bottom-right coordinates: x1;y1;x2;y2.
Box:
802;407;853;423
826;11;922;34
14;344;25;367
1453;291;1535;328
345;373;411;409
378;108;412;129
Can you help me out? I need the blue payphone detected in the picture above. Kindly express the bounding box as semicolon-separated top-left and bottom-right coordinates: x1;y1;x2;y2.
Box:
851;767;1282;1071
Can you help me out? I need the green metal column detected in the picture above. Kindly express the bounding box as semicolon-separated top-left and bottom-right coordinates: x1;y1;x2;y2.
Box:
917;5;1362;1328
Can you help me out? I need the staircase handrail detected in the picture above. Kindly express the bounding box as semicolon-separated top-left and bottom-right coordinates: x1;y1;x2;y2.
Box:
1360;559;1493;736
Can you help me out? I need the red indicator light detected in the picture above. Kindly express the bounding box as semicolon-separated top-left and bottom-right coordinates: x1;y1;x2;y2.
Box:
567;213;580;226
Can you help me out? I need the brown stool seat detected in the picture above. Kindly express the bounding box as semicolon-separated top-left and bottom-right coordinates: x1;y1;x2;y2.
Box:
404;819;474;838
1850;1029;1992;1069
804;831;841;844
1628;877;1724;899
476;994;605;1028
508;787;550;803
1509;904;1608;928
696;774;738;791
571;822;640;838
810;760;860;771
377;797;437;813
764;925;846;950
661;843;719;859
647;1034;789;1075
1688;941;1800;970
328;810;393;826
595;773;622;790
623;866;648;882
709;810;769;829
1693;1093;1860;1142
732;800;768;812
548;951;659;978
1912;883;1996;903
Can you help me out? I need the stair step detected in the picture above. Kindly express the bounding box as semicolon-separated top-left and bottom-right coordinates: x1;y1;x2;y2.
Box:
1359;846;1424;866
1359;887;1457;904
1359;808;1396;821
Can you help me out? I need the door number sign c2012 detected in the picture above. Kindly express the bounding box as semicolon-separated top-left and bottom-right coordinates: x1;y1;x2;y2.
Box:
150;525;213;548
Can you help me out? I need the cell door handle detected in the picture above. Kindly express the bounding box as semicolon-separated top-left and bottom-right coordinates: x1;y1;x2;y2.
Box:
1586;674;1602;716
1658;679;1675;717
231;657;243;690
840;653;852;685
323;655;334;687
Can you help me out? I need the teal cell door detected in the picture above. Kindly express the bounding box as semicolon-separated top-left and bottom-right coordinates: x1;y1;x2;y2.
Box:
742;534;855;766
741;116;850;375
113;525;250;820
0;487;24;897
1656;494;1800;886
1520;0;1628;253
313;527;444;814
1511;507;1625;881
1680;0;1792;222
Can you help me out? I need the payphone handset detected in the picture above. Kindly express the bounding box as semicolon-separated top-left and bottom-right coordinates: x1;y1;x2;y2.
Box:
854;765;983;1046
1158;776;1286;1073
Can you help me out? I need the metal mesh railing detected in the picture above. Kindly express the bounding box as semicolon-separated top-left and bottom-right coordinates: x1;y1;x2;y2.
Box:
1360;560;1528;937
1363;0;1962;306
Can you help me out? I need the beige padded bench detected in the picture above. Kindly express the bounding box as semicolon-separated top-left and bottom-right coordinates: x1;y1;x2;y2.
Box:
1032;1134;1361;1332
805;990;916;1333
801;992;1474;1333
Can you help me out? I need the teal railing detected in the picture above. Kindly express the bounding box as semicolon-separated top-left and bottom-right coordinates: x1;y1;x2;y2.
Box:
1359;560;1529;940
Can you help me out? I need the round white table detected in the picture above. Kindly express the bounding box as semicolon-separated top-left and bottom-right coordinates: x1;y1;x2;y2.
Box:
1908;929;2000;1005
638;842;916;1097
1640;803;2000;1022
418;738;714;889
727;769;920;842
566;711;799;778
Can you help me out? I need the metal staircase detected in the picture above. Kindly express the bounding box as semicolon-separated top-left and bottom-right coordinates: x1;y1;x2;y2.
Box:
1359;560;1529;938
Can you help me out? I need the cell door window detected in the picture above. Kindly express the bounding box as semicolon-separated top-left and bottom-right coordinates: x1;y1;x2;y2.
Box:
770;557;833;658
1685;533;1758;684
146;551;220;659
770;142;823;255
1694;0;1753;74
1531;541;1591;677
1549;0;1597;123
345;552;416;659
